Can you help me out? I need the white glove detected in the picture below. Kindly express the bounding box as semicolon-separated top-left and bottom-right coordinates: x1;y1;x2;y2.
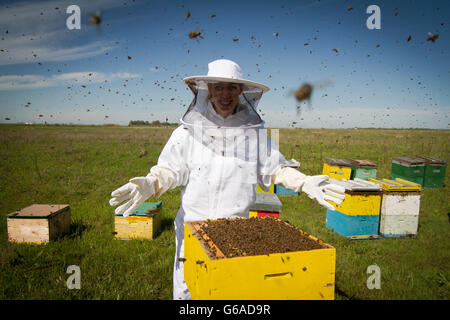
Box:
301;175;346;210
109;176;157;217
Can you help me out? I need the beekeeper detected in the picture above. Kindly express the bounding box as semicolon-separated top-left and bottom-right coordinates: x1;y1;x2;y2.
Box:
109;59;345;300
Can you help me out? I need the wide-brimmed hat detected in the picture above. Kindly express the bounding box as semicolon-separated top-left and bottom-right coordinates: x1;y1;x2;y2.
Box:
183;59;270;93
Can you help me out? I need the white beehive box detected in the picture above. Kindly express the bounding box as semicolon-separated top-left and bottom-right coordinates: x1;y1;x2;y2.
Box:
369;178;422;238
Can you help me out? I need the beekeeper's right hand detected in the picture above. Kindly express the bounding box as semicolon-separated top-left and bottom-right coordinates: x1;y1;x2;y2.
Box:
109;176;157;217
109;167;177;217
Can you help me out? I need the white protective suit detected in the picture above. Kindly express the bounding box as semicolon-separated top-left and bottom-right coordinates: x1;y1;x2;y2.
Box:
159;78;287;299
110;59;344;300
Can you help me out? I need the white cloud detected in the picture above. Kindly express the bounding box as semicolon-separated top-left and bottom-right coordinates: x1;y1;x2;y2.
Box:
0;0;138;66
0;71;141;90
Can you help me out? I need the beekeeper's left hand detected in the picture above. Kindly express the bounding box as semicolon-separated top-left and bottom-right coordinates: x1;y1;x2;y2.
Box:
271;167;345;210
301;175;345;210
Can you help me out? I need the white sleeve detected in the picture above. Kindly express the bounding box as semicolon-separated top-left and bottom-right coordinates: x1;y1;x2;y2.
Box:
149;126;190;197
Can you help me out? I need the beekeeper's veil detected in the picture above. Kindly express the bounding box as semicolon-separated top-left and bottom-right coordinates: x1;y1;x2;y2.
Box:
181;59;285;189
181;59;269;128
180;59;271;163
180;59;283;179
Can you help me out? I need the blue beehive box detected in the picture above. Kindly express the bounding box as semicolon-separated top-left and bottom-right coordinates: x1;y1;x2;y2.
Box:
275;159;300;196
325;179;382;240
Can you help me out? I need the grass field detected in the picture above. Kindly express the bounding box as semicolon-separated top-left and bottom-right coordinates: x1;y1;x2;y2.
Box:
0;124;449;300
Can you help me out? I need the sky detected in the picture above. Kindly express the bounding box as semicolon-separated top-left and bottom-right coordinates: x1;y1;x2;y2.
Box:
0;0;449;129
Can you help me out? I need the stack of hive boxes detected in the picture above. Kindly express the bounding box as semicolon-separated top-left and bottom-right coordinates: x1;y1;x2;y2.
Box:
325;178;382;240
249;193;282;218
369;178;422;238
323;158;378;181
416;156;447;189
391;156;426;186
322;158;353;180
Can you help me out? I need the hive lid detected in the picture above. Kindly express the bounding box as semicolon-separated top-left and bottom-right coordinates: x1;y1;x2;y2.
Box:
249;193;282;212
324;158;353;168
368;178;422;191
329;178;382;192
116;201;162;217
392;156;425;166
350;159;378;168
415;156;447;166
8;204;70;218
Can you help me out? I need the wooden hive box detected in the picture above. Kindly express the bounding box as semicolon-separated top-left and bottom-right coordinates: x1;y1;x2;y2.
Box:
114;201;162;240
322;158;353;180
416;156;447;189
391;156;426;186
350;159;377;181
249;193;282;218
325;178;382;240
184;217;336;300
369;178;422;238
7;204;70;244
275;159;300;196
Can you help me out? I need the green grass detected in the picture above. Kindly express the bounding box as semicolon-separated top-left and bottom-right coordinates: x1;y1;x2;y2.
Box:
0;124;449;300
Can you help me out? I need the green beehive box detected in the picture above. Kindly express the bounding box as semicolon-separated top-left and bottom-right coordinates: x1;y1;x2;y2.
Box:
350;159;377;181
416;156;447;189
391;156;426;186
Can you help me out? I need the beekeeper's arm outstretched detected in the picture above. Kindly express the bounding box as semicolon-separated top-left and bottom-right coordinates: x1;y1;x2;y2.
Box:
109;167;177;217
271;166;345;210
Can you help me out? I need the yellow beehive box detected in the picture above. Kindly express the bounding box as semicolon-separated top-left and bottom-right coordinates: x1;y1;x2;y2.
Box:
184;218;336;300
114;201;162;240
328;178;383;216
7;204;71;245
322;158;353;180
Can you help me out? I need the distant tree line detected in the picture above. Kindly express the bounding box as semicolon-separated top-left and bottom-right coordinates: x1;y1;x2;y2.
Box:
128;120;178;127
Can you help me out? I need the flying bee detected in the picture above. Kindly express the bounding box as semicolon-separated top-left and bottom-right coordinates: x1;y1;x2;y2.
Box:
290;80;333;116
88;9;102;25
295;83;313;103
188;29;203;40
86;9;102;36
426;32;439;42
